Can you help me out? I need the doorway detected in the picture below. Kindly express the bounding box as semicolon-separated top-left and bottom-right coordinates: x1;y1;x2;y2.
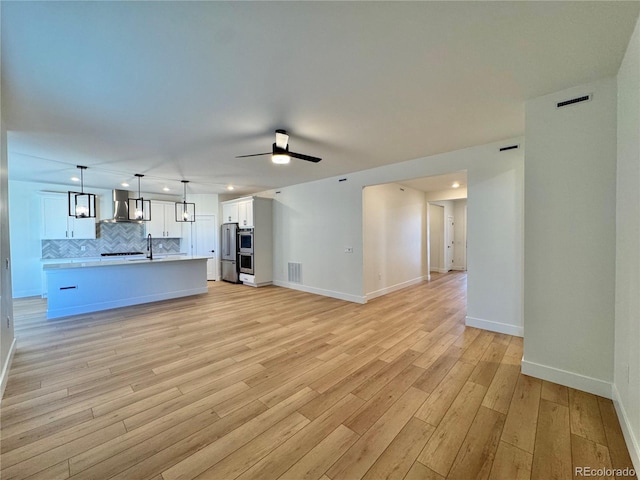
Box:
191;215;218;280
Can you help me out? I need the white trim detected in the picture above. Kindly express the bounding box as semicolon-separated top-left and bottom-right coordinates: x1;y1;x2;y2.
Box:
273;280;366;304
451;266;467;271
612;384;640;472
12;289;41;299
365;276;428;301
465;315;523;337
1;338;17;400
521;358;612;398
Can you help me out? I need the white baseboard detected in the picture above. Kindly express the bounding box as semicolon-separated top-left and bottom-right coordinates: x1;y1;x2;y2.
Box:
521;358;612;398
612;384;640;472
465;316;524;337
13;289;41;299
365;276;428;301
1;338;17;400
273;280;366;304
451;266;467;271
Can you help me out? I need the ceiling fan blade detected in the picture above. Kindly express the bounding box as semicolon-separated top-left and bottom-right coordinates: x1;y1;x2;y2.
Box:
235;152;271;158
275;129;289;149
289;151;322;163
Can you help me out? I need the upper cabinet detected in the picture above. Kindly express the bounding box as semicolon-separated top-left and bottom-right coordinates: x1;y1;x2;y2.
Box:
147;201;182;238
41;193;96;240
237;199;254;228
222;198;254;227
222;202;239;224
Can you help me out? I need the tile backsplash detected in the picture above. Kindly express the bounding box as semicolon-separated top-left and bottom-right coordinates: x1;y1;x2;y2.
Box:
42;222;182;259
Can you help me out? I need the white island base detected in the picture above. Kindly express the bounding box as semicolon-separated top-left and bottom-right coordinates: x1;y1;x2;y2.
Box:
44;256;208;319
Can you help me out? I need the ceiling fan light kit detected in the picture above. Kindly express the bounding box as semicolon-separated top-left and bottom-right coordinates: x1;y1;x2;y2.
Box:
236;129;322;164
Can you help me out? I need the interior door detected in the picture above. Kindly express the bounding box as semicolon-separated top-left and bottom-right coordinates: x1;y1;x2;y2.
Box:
194;215;218;280
447;215;455;271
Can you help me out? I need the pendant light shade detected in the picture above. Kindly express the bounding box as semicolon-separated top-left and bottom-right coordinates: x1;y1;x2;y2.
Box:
175;180;195;223
128;174;151;221
68;165;96;218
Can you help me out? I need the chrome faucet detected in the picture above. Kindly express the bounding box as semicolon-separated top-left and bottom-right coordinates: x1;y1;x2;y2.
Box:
147;233;153;260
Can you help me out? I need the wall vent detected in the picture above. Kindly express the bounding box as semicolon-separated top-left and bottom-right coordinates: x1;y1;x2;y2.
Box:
288;262;302;283
556;94;591;108
499;144;519;152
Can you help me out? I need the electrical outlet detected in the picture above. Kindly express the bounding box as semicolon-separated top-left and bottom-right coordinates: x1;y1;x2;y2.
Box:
378;273;382;280
6;316;10;328
345;247;353;253
159;243;163;249
80;246;86;251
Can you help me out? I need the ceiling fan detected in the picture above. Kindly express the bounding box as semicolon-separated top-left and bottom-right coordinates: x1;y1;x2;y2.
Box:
236;129;321;164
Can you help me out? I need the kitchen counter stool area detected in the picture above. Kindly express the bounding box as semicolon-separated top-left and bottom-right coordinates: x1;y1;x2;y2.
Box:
44;256;209;319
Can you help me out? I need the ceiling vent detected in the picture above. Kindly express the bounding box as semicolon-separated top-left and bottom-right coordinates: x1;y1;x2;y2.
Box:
499;144;519;152
556;94;591;109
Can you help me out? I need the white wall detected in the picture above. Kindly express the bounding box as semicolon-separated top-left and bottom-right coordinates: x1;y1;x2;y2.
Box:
466;152;523;337
523;77;617;397
453;199;467;270
1;75;17;398
428;203;445;272
363;183;426;299
260;137;524;336
614;15;640;470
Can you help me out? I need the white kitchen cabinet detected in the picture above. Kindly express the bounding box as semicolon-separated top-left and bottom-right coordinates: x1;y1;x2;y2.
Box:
222;198;254;227
237;199;254;227
222;202;238;224
41;193;96;240
147;201;182;238
221;196;272;286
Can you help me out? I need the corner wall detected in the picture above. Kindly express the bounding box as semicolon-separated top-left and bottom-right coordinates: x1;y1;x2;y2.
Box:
614;15;640;470
523;77;617;397
1;40;16;397
363;182;427;299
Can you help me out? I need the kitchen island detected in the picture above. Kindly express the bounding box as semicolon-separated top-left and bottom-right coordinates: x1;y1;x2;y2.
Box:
43;256;209;319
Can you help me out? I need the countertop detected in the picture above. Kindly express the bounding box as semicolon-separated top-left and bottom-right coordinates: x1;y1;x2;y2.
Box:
43;255;210;270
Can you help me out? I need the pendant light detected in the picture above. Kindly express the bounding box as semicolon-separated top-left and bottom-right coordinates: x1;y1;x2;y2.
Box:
175;180;195;223
128;174;151;221
68;165;96;218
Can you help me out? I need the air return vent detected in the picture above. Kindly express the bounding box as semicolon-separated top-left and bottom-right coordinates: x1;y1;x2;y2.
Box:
499;144;519;152
556;94;591;108
288;262;302;283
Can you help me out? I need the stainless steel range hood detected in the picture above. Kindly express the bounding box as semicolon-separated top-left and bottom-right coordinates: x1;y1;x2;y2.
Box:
100;189;140;223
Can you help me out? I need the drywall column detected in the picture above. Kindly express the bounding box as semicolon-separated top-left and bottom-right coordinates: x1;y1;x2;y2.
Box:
614;15;640;470
523;78;617;397
1;82;16;398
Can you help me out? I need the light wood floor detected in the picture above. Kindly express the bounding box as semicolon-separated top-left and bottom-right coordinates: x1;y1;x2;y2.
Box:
1;272;636;480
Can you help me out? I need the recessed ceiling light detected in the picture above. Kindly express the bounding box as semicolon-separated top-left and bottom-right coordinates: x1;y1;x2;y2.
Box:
121;182;130;187
227;185;235;191
163;187;170;192
452;182;460;188
70;176;80;182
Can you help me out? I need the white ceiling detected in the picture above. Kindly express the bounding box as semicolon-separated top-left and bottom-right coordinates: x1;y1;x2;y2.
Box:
401;172;467;195
3;2;639;195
